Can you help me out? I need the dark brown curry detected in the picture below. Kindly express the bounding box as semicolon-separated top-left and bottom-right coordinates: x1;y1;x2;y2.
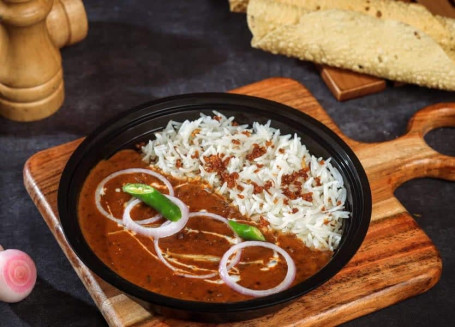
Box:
78;149;331;302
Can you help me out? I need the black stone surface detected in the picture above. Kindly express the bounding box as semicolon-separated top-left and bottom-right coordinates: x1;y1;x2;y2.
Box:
0;1;454;326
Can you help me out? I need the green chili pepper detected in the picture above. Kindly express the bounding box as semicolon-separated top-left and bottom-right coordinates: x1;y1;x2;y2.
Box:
122;183;181;221
228;220;266;241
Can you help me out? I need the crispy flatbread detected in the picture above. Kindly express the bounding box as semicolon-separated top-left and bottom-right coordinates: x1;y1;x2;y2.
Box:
247;0;455;90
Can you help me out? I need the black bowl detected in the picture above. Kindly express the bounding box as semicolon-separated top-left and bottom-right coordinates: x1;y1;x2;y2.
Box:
58;93;371;322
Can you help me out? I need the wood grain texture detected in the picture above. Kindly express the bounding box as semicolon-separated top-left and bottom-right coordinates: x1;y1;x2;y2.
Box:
24;78;454;327
417;0;455;18
317;65;386;101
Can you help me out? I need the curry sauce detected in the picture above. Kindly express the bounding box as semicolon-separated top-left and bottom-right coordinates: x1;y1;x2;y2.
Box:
78;149;332;302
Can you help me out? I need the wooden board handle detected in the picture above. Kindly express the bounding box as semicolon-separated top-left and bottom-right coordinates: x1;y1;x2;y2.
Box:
357;104;455;198
405;103;455;181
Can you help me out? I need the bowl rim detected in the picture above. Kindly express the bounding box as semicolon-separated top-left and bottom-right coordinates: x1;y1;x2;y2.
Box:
58;92;372;314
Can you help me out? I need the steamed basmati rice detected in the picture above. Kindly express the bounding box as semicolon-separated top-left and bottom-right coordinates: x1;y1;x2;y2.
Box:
142;112;350;251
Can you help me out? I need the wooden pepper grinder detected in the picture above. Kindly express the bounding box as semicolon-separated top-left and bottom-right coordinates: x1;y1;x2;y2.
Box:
0;0;88;122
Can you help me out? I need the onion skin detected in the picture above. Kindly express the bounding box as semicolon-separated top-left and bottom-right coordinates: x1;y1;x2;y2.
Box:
0;249;37;303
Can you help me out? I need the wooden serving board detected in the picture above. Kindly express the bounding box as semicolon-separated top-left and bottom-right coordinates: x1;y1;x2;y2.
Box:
24;78;455;327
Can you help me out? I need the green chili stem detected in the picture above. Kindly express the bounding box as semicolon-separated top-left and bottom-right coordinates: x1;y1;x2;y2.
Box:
122;183;181;222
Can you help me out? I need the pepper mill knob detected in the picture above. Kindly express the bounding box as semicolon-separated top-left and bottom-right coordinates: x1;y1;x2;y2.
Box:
0;0;64;121
47;0;88;48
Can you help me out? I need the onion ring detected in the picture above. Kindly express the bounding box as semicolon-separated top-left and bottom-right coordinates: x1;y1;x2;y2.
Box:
95;168;174;224
219;241;296;297
123;196;189;238
153;211;242;279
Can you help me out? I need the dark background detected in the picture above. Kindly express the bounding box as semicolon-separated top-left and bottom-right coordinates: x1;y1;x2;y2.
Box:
1;1;454;326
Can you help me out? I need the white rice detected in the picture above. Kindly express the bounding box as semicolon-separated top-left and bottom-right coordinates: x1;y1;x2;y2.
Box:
141;112;350;251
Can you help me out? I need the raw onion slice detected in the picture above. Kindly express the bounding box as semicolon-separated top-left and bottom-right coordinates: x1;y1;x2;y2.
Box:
133;213;162;225
153;211;242;279
219;241;296;297
123;196;188;239
95;168;174;224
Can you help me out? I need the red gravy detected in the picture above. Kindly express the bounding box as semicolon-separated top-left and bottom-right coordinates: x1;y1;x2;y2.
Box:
78;149;332;302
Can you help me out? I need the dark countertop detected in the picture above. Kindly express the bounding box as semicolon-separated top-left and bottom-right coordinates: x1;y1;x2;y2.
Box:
0;1;454;326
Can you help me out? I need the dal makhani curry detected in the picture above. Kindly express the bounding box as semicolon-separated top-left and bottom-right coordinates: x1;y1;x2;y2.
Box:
77;113;349;302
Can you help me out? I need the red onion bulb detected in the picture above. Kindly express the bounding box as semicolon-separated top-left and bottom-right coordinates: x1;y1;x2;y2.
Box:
0;247;37;303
